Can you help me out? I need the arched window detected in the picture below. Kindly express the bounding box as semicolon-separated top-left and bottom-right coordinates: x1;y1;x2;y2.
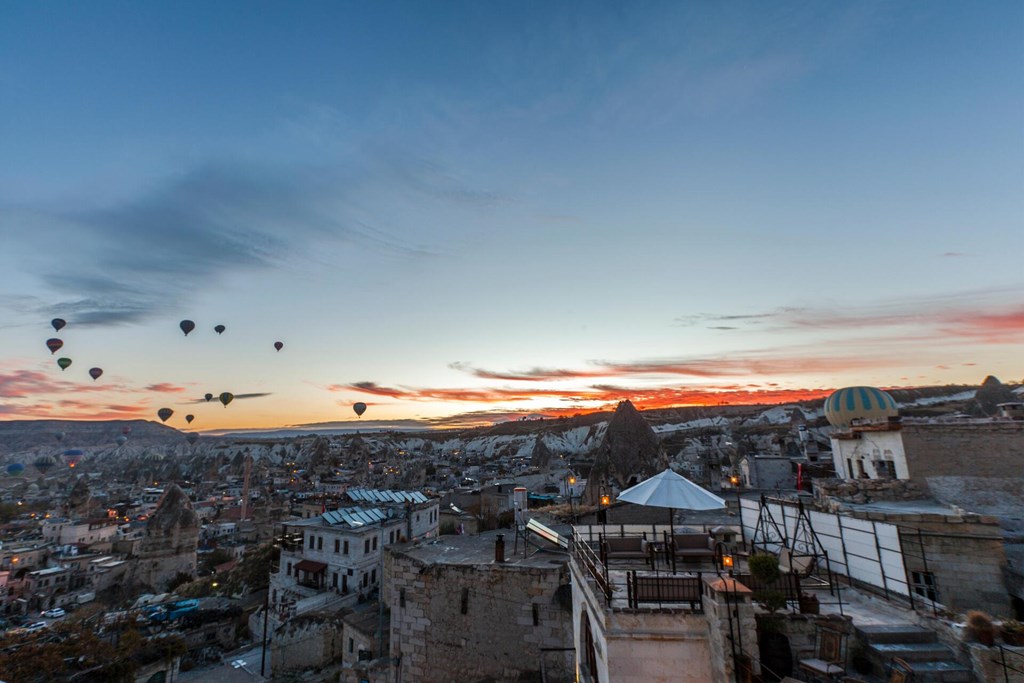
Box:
580;608;598;682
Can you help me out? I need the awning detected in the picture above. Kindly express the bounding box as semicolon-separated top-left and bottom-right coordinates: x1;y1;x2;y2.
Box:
294;559;327;573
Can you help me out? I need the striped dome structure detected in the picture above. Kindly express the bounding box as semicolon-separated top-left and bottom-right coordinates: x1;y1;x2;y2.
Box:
824;386;899;427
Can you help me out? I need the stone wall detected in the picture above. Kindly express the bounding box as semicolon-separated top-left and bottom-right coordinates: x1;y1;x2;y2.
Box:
902;422;1024;482
814;478;928;507
270;614;346;674
386;550;573;682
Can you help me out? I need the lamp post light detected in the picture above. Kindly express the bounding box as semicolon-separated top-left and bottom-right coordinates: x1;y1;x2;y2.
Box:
598;484;610;525
566;474;578;525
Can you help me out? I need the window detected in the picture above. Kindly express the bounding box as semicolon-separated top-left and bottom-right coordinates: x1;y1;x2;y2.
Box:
335;539;340;553
349;638;354;654
287;562;292;576
342;575;348;592
308;535;314;549
364;539;370;554
372;536;378;551
399;588;406;608
332;572;338;588
371;568;376;584
343;540;349;554
911;571;938;601
532;603;540;626
460;588;469;615
389;530;395;544
317;536;323;551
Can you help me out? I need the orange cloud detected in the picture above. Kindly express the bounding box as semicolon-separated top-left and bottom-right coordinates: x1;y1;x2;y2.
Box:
345;380;833;412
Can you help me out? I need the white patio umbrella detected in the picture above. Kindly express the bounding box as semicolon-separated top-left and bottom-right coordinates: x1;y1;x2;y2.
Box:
617;468;726;527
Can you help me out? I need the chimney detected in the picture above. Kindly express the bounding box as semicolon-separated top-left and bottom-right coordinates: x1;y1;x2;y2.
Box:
495;533;505;563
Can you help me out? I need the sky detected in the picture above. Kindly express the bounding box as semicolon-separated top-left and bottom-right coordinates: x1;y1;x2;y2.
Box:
1;1;1022;432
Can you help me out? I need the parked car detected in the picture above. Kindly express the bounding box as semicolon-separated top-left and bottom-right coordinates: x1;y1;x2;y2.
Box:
42;608;66;618
25;621;49;633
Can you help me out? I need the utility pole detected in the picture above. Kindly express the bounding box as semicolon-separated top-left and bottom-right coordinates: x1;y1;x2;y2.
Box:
261;525;280;677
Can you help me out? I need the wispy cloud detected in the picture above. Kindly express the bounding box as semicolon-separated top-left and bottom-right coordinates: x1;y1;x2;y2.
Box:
4;156;464;326
674;289;1024;343
145;383;186;393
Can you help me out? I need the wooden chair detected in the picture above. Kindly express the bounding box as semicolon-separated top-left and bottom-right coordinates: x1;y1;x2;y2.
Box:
886;657;914;683
797;626;847;682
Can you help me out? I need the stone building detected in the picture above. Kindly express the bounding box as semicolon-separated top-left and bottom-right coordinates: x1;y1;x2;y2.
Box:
384;531;574;682
132;483;199;591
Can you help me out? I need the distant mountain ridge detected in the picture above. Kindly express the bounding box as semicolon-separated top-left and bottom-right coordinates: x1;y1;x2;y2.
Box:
0;419;183;455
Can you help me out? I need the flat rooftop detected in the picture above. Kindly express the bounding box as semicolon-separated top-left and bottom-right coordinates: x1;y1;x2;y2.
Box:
392;530;568;569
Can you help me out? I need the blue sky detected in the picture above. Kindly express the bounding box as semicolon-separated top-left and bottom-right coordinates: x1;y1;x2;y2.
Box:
1;1;1021;430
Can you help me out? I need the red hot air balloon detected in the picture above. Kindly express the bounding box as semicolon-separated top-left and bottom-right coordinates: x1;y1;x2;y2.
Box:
185;414;194;424
180;320;196;336
214;325;225;334
274;341;283;352
157;408;174;422
51;318;66;332
353;402;367;417
122;425;131;435
46;338;63;354
88;367;103;381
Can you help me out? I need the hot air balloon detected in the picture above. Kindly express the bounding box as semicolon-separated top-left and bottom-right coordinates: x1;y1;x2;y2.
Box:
179;320;196;336
274;341;283;351
187;433;199;445
219;392;234;407
51;318;66;332
116;435;128;446
57;357;72;371
204;393;214;402
88;367;103;381
353;402;367;417
46;338;63;354
214;324;225;334
185;414;194;424
6;463;24;476
122;426;131;435
157;408;174;422
63;449;84;468
54;432;65;443
33;455;56;475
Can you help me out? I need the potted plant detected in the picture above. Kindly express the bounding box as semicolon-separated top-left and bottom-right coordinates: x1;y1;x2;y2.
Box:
1001;619;1024;647
965;610;995;646
748;553;786;613
798;592;820;614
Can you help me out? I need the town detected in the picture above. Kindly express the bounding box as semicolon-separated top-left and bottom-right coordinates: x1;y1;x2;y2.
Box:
1;377;1021;682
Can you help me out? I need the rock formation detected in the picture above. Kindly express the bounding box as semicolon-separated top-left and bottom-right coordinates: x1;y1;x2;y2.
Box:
133;483;199;591
531;436;554;471
584;400;667;504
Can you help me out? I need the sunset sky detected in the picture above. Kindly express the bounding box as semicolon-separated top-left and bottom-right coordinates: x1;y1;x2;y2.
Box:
1;2;1021;432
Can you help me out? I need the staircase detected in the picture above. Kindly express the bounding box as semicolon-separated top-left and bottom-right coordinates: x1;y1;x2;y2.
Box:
855;623;973;682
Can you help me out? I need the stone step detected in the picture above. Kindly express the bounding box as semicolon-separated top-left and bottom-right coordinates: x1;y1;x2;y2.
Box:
904;660;973;683
856;623;938;644
867;641;957;662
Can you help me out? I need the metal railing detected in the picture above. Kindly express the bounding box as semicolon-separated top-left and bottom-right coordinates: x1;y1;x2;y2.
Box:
625;571;703;611
571;537;613;605
992;644;1024;683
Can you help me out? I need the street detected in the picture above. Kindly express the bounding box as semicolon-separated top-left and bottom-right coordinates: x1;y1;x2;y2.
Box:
176;644;270;682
